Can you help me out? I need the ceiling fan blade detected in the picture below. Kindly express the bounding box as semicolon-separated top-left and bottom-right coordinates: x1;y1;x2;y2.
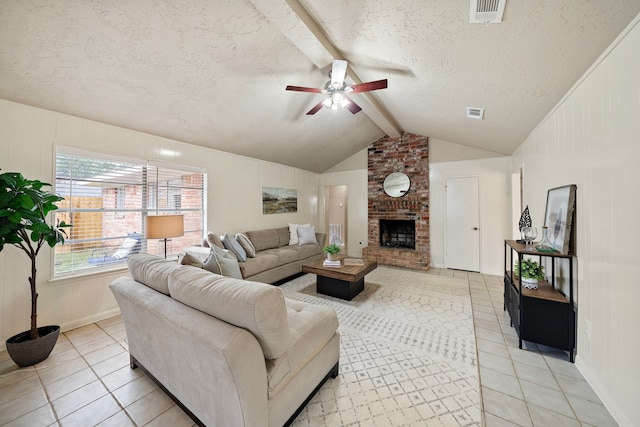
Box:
344;96;362;114
348;79;388;93
306;101;324;115
331;59;348;86
286;85;323;93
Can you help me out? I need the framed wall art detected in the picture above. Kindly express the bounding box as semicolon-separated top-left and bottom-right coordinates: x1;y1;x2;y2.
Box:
543;184;577;255
262;187;297;214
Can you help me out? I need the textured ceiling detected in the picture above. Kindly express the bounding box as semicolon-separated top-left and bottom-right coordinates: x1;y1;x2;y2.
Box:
1;1;638;173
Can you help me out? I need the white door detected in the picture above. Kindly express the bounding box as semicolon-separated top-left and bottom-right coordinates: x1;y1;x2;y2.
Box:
445;177;480;272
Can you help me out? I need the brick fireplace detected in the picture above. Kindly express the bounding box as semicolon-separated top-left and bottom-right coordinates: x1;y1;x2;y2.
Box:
362;133;429;270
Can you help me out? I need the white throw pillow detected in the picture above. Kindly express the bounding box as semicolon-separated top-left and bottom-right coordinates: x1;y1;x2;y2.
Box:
297;225;317;245
289;223;310;245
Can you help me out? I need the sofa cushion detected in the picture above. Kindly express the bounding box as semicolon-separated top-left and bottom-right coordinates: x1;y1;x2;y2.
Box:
266;299;339;397
221;233;247;262
206;232;225;249
297;225;317;245
246;229;280;251
238;252;279;278
168;267;290;359
180;252;203;268
297;242;323;259
127;253;181;295
235;233;256;258
272;247;299;265
203;246;242;279
276;227;290;247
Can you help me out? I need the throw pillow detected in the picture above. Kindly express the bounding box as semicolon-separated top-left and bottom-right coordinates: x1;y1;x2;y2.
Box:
288;223;310;245
207;232;225;249
180;252;203;268
235;233;257;258
297;225;317;245
203;246;242;279
221;233;247;262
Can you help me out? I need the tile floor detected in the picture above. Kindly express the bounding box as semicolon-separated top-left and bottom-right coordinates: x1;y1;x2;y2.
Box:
0;270;619;426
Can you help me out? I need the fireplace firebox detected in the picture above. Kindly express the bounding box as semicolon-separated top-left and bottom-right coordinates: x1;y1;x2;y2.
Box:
379;219;415;249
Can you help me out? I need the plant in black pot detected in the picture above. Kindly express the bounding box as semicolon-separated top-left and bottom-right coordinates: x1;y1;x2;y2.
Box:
0;171;70;367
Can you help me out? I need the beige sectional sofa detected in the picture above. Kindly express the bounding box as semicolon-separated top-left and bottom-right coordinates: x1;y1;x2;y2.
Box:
187;226;326;284
110;253;340;427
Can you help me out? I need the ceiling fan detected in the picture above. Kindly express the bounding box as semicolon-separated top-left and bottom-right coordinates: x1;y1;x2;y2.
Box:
286;59;388;115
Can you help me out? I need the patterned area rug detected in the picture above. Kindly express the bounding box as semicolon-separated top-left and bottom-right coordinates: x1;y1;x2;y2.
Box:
280;267;480;426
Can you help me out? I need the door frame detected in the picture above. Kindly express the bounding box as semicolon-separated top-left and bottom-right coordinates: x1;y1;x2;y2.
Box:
443;174;482;272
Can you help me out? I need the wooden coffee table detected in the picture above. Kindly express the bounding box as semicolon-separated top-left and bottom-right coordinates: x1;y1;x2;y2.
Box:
302;258;377;300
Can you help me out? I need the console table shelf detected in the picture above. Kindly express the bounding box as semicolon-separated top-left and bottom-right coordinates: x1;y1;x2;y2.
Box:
504;240;576;362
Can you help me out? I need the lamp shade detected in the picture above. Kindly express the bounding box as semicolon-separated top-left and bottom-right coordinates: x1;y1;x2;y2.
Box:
145;214;184;239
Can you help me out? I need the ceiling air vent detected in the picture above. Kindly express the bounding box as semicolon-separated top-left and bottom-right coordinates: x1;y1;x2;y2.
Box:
469;0;506;24
467;107;485;120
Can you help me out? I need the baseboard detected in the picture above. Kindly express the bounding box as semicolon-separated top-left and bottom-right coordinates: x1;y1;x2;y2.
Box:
575;355;633;427
0;308;122;352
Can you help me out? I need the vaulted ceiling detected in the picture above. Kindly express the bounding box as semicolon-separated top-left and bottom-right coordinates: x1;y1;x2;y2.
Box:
1;1;638;173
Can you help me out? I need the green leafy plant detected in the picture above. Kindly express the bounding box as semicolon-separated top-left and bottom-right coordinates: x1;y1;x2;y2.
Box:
0;171;70;340
323;243;341;255
514;258;545;280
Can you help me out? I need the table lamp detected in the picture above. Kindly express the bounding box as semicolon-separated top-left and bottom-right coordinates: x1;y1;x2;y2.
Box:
145;214;184;258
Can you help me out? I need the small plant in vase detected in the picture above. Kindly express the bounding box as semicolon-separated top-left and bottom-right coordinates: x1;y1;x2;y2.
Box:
514;258;545;290
323;243;341;261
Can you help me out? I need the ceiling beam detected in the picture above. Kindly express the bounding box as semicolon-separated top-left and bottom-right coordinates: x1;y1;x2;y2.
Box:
283;0;402;137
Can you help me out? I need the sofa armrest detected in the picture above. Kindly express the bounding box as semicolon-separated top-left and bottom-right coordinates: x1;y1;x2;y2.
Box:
110;278;269;427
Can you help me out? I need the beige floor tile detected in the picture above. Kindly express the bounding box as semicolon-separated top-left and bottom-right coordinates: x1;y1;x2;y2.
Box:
477;351;515;377
566;394;619;427
58;394;121;426
0;387;49;425
0;366;36;388
544;355;582;379
482;387;533;427
36;347;81;368
145;404;195;427
101;364;145;392
475;327;506;344
476;338;511;359
37;356;89;385
556;374;602;403
91;351;130;378
0;374;43;406
112;374;158;407
44;367;98;401
480;367;523;399
74;334;117;356
508;347;547;369
82;342;126;366
125;389;174;426
513;362;560;391
51;379;108;419
519;379;574;418
95;410;137;427
1;402;56;427
95;315;123;329
527;403;581;427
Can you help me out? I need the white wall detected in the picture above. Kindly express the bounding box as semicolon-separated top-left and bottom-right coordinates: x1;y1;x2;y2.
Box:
0;99;319;348
429;157;511;275
511;14;640;427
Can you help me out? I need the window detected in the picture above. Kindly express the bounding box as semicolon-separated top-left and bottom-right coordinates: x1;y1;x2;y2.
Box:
54;147;206;277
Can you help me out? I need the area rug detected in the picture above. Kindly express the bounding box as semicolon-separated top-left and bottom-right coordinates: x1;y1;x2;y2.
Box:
280;266;480;426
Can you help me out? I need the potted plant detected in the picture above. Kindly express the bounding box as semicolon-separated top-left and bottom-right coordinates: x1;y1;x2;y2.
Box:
514;258;545;290
0;171;70;367
323;243;341;261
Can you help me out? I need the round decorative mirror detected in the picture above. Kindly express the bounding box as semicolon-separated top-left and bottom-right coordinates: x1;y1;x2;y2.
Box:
383;172;410;197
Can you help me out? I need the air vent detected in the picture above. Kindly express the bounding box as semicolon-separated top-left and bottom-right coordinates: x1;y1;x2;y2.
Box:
469;0;506;24
467;107;485;120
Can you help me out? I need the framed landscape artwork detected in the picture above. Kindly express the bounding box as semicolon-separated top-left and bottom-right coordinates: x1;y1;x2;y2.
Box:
262;187;297;214
543;184;577;255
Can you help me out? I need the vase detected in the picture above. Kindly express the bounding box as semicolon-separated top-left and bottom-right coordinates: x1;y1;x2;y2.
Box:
327;253;337;261
521;277;539;290
535;226;555;253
